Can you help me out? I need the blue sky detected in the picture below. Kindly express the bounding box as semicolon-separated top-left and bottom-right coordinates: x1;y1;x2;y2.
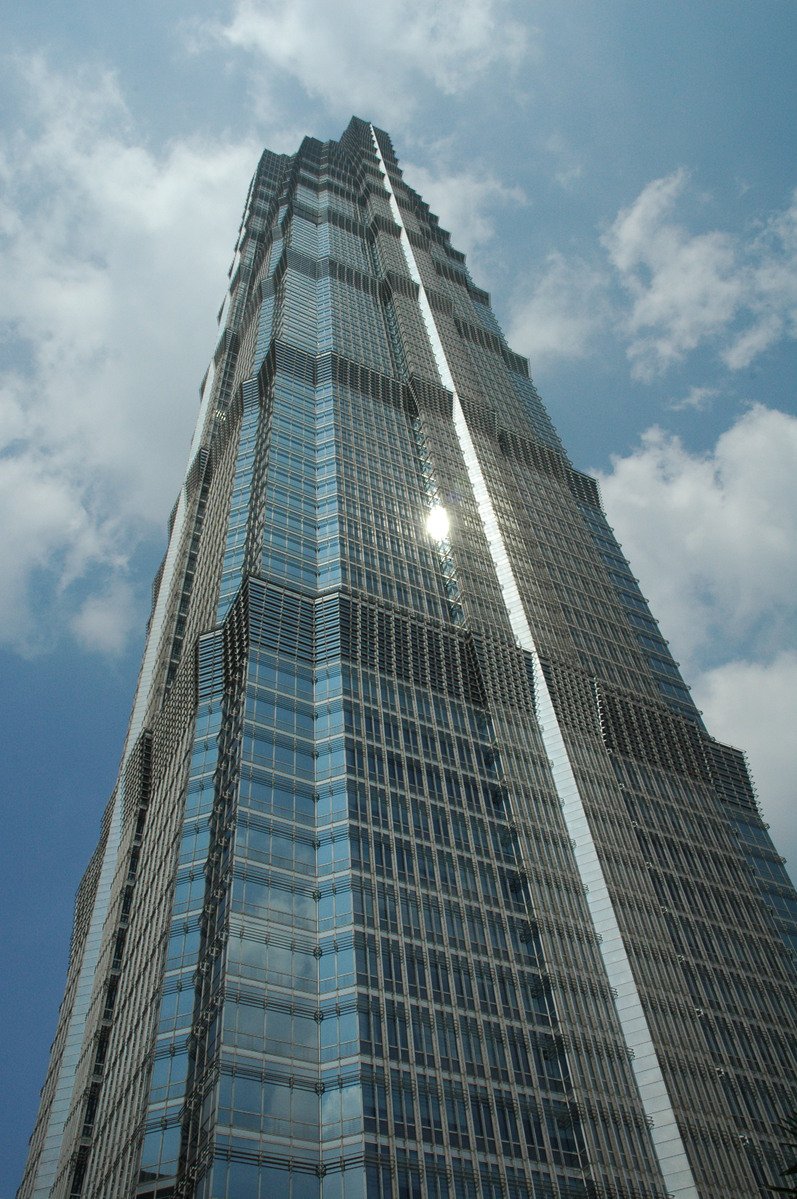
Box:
1;1;796;1190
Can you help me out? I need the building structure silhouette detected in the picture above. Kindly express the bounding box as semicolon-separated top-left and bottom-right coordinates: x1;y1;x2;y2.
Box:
19;117;797;1199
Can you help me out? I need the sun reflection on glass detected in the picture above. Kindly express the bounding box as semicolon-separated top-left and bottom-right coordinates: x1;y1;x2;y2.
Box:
426;506;450;540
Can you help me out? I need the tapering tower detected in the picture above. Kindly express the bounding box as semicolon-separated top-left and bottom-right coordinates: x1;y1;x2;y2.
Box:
19;118;797;1199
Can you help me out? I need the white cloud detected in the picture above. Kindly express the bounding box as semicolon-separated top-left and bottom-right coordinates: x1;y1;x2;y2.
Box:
507;251;610;361
596;404;797;672
668;385;719;412
722;193;797;369
0;57;257;653
71;581;138;656
208;0;530;127
721;313;782;371
693;652;797;876
506;173;797;379
603;170;744;378
0;452;108;650
603;172;797;379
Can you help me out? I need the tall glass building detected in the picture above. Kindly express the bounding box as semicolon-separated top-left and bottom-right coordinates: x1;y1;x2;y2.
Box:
18;118;797;1199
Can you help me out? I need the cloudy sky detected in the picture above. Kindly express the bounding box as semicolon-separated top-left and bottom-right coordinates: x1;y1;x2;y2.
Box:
1;0;795;1188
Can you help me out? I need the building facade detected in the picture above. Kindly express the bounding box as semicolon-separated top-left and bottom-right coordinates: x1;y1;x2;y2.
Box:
18;118;797;1199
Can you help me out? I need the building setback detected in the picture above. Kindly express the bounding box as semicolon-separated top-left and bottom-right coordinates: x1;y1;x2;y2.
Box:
18;118;797;1199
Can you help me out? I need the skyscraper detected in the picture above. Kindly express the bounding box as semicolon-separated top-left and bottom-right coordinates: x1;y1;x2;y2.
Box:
18;116;796;1199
